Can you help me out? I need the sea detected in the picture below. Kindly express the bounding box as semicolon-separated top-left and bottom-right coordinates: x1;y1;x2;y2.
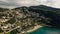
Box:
25;27;60;34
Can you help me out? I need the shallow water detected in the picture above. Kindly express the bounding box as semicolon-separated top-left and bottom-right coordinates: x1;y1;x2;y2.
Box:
26;27;60;34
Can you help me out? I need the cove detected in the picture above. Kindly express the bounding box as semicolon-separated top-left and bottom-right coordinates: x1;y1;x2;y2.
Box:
26;27;60;34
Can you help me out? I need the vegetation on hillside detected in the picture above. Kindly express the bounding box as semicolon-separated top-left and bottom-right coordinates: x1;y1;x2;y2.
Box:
0;5;60;34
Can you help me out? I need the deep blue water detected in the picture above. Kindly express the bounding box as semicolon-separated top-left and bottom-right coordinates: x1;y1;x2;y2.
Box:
26;27;60;34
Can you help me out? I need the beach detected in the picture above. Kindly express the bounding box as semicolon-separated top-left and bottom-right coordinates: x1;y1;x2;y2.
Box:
26;25;42;33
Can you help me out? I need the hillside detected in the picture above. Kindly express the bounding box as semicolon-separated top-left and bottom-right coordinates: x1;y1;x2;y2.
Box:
0;5;60;34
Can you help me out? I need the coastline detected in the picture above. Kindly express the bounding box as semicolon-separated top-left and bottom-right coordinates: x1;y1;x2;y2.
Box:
25;25;42;33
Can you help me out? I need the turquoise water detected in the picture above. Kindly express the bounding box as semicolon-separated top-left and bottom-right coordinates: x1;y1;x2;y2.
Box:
26;27;60;34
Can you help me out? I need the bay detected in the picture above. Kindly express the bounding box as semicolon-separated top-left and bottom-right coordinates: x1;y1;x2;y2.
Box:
26;27;60;34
